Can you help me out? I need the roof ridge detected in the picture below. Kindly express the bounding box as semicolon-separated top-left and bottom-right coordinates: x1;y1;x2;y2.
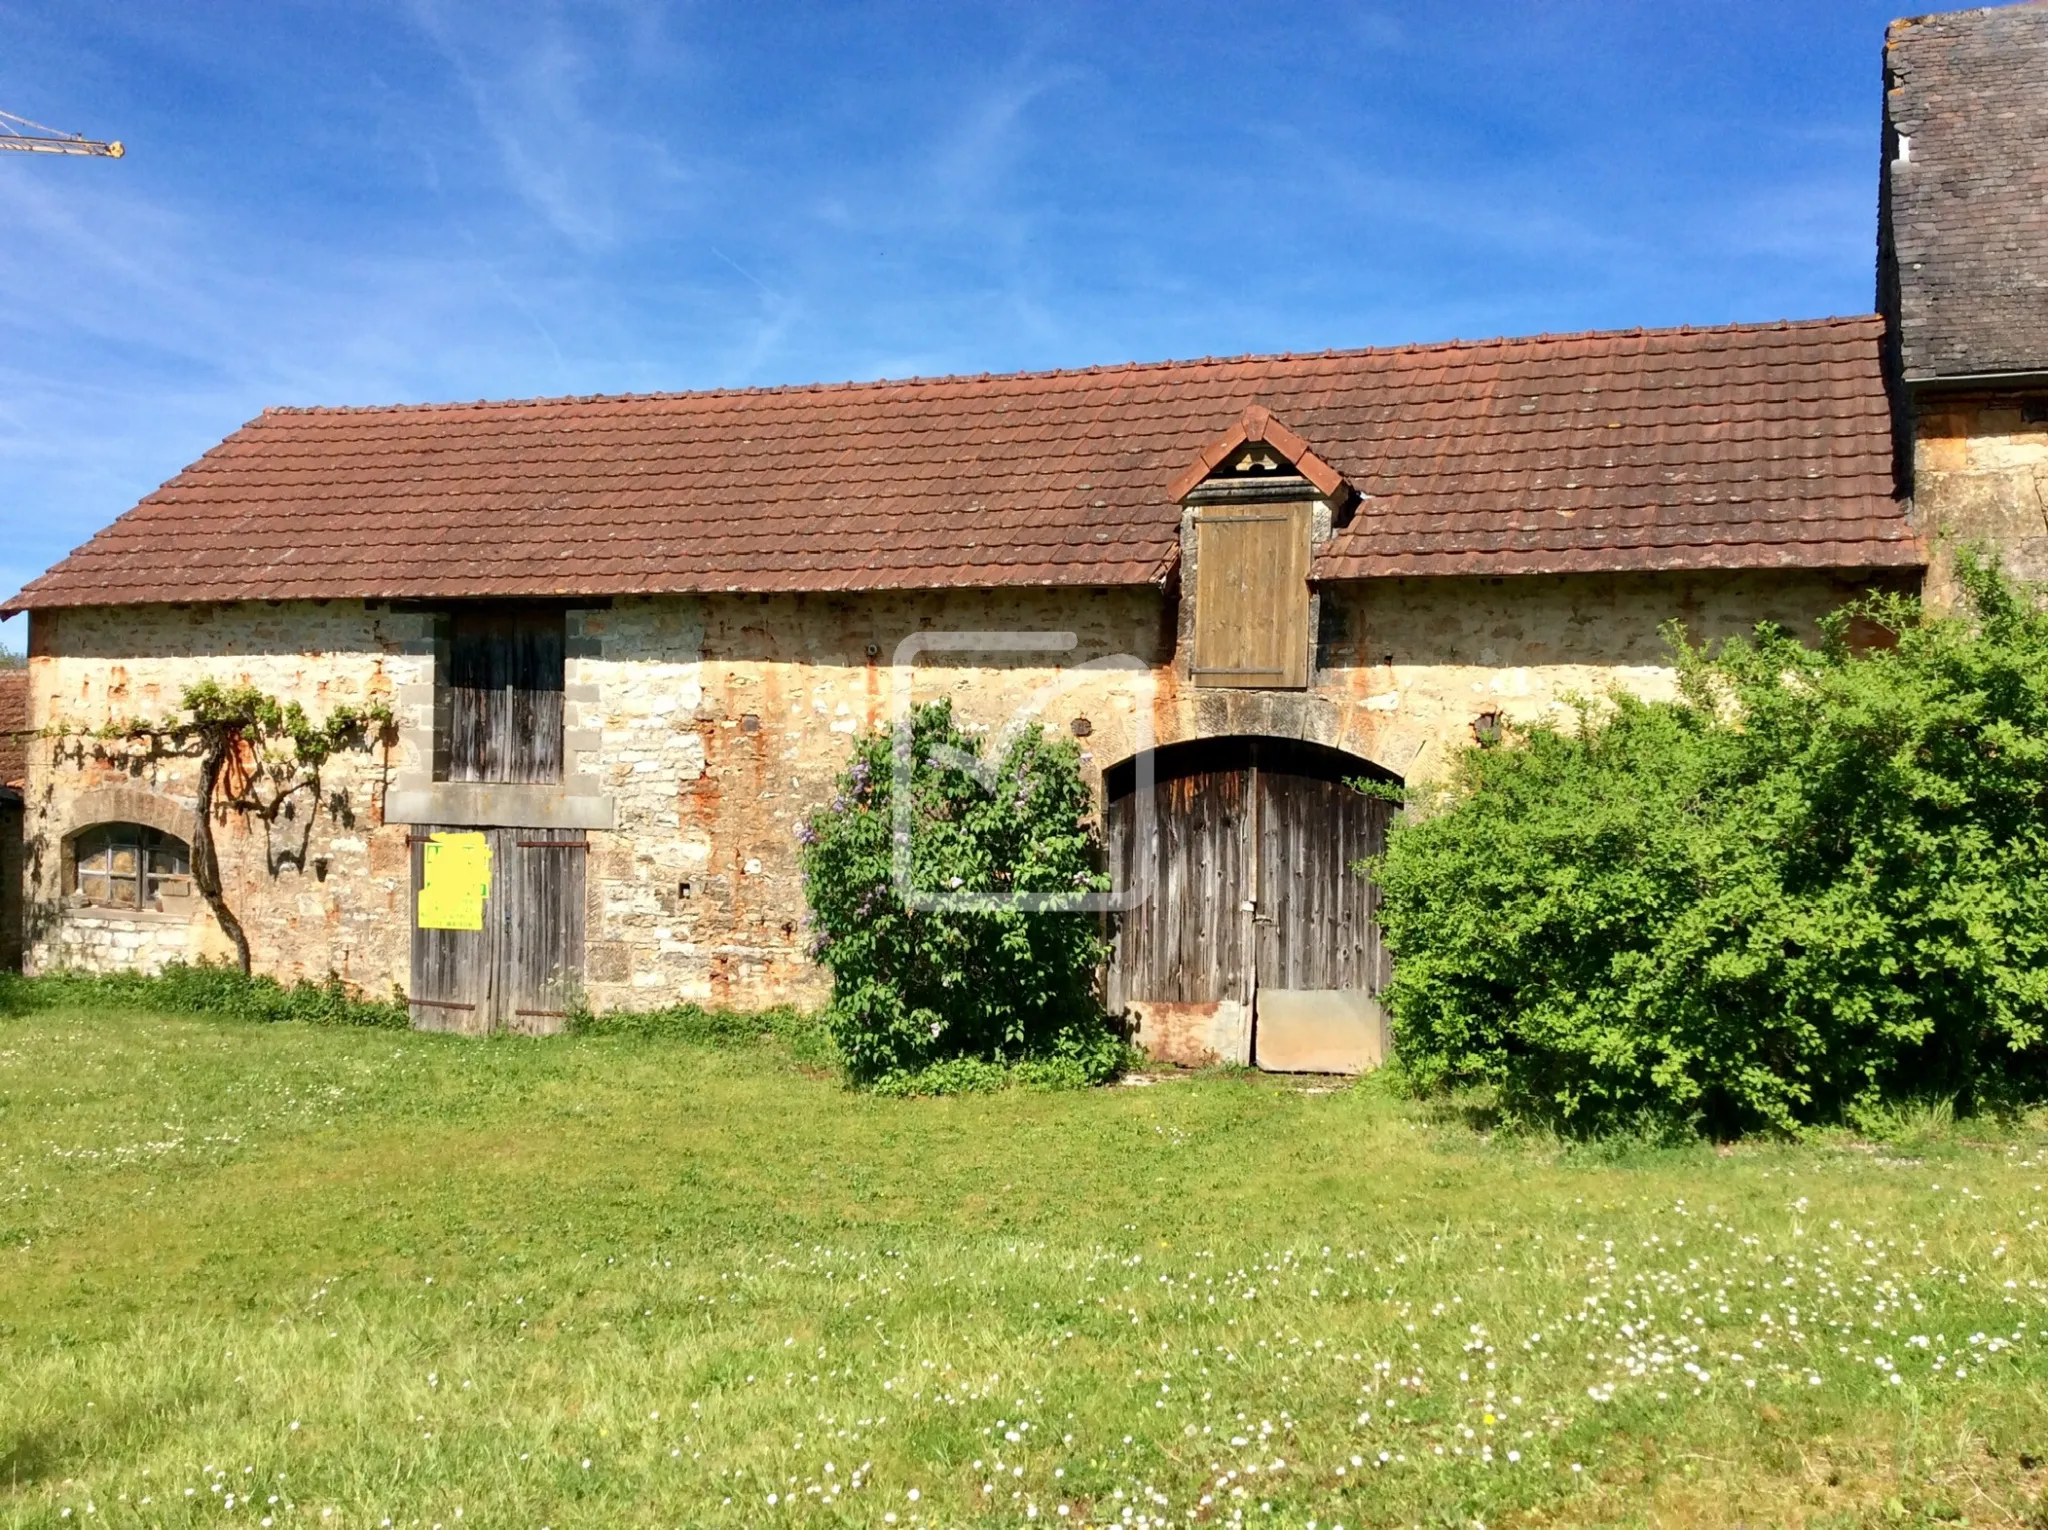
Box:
261;314;1883;419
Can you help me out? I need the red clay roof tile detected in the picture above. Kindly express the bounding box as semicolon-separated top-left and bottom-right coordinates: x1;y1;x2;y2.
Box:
0;668;26;789
2;315;1918;615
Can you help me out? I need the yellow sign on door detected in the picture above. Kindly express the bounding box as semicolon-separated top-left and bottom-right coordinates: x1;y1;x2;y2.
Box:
417;832;492;931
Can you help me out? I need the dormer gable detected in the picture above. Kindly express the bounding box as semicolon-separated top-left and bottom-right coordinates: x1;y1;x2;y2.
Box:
1166;405;1352;506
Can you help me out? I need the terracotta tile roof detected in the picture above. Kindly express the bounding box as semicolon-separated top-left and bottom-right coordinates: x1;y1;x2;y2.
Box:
2;315;1918;615
1882;3;2048;382
1318;316;1915;578
0;668;27;791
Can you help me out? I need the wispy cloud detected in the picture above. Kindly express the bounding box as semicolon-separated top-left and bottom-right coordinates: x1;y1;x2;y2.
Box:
402;0;694;253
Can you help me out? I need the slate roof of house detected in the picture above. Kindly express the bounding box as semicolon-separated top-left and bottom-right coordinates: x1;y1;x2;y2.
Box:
1883;2;2048;382
2;315;1919;614
0;668;28;791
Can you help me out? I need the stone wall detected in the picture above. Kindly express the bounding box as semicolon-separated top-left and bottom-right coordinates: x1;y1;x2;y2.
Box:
574;568;1878;1013
1312;568;1903;785
22;601;431;990
575;586;1169;1012
1;668;24;968
1911;392;2048;610
38;906;200;974
23;567;1881;1010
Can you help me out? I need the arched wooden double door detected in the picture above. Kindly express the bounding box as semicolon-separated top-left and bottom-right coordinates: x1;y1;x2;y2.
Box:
1103;736;1395;1072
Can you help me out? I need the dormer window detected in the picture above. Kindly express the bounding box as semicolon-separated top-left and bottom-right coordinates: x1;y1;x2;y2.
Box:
1169;407;1353;692
1188;489;1313;689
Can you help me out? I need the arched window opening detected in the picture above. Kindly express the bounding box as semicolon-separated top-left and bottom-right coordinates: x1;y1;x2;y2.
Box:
72;823;192;911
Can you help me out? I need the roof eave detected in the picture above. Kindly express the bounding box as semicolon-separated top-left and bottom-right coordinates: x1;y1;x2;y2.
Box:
1904;366;2048;394
1312;543;1928;582
0;563;1187;619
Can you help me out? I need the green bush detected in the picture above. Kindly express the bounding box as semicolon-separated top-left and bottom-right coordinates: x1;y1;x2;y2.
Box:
0;961;410;1028
1375;555;2048;1137
799;699;1124;1089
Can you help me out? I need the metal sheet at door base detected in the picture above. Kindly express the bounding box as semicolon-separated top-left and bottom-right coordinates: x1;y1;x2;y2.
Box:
1128;1000;1251;1068
1254;989;1388;1074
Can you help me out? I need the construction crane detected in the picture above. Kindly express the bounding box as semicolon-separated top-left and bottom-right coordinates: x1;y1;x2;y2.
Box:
0;109;122;158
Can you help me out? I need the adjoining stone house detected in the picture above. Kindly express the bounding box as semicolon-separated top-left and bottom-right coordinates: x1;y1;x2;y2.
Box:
2;3;2043;1067
1881;2;2048;604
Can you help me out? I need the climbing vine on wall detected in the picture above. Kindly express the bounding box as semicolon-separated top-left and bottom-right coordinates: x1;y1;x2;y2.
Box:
51;680;393;973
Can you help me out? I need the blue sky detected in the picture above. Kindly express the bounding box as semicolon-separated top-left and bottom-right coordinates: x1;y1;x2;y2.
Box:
1;0;1917;651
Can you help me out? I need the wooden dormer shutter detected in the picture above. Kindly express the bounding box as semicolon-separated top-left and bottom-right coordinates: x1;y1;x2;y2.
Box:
1189;501;1313;688
1171;406;1348;693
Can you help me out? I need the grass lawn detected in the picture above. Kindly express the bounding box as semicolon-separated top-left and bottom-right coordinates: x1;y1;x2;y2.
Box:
3;1007;2046;1529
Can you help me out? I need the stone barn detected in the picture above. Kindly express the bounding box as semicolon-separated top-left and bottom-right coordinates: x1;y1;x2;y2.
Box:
3;2;2044;1068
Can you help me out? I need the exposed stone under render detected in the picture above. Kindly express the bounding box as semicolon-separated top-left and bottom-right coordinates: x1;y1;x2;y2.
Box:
17;568;1885;1009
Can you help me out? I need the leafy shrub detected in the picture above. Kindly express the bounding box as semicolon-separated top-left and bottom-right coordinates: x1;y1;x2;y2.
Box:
0;960;409;1028
1375;555;2048;1136
799;699;1122;1088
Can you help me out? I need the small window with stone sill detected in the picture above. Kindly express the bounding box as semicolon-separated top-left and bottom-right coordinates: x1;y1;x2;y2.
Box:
72;823;193;911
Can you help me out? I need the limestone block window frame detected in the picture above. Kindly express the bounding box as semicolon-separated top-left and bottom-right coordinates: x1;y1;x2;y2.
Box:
383;599;614;831
67;822;194;913
55;785;205;920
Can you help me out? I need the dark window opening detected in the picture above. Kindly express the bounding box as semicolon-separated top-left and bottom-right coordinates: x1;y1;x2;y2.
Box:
73;823;191;910
435;607;567;784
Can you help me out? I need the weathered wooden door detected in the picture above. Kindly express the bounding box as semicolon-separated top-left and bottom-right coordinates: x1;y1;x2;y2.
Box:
1250;765;1392;1072
1106;765;1256;1008
1104;737;1393;1071
408;826;587;1035
439;609;566;783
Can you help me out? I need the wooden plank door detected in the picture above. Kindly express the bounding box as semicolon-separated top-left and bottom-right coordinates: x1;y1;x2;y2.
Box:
408;824;495;1035
1251;766;1393;1072
499;829;587;1035
1253;767;1390;992
1105;766;1253;1010
1107;737;1394;1071
409;827;586;1034
442;610;566;783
